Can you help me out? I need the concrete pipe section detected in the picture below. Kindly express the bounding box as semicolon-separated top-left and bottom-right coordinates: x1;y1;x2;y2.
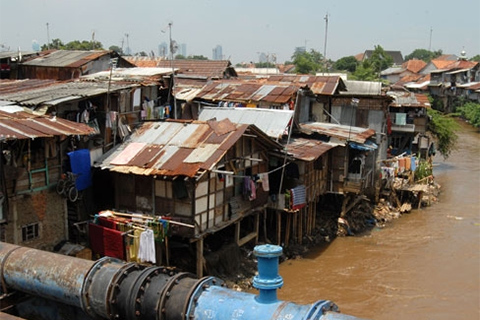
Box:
0;242;364;320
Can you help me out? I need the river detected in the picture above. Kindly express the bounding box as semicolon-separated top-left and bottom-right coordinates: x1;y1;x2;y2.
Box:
277;120;480;320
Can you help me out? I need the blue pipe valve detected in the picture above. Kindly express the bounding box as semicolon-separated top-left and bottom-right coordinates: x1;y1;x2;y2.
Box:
253;244;284;304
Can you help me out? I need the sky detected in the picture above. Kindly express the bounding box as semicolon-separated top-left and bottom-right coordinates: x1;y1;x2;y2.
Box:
0;0;479;64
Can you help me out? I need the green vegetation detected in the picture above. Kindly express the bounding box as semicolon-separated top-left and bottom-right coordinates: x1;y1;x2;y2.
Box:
291;49;323;74
176;54;209;60
457;102;480;127
333;56;358;73
469;54;480;62
350;45;393;81
404;49;443;62
414;159;433;181
255;62;276;68
41;38;104;51
427;109;459;159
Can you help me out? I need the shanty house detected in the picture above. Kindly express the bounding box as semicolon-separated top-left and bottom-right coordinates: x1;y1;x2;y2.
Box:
386;90;432;158
0;105;95;250
18;50;135;80
93;118;282;277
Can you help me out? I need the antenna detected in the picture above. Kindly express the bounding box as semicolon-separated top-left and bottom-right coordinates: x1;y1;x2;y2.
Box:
323;13;329;72
428;27;433;51
46;22;50;50
125;33;130;55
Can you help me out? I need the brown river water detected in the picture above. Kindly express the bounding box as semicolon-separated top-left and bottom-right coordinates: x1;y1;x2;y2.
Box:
277;121;480;320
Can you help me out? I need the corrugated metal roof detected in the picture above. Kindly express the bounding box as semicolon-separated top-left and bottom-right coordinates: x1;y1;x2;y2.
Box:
285;138;338;161
81;67;174;82
94;119;282;178
198;107;293;139
265;75;345;95
156;60;237;79
0;80;138;107
0;105;96;141
300;122;375;144
22;50;111;67
341;80;382;95
387;91;431;108
195;80;297;104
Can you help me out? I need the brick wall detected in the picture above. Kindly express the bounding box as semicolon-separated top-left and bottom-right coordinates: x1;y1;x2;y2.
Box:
4;189;66;251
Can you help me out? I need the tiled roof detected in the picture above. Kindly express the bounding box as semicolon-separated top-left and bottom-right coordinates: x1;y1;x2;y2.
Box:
402;59;427;73
156;60;237;79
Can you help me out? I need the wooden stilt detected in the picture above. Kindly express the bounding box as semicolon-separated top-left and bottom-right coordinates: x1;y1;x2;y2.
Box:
285;213;291;247
196;238;203;278
277;211;281;245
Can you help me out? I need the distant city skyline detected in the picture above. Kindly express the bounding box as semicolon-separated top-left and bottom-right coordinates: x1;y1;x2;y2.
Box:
0;0;478;64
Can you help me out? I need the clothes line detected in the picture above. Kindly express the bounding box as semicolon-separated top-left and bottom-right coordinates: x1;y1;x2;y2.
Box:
100;210;195;229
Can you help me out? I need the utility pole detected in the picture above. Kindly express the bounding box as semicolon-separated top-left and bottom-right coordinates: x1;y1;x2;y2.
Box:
168;22;177;119
125;33;130;55
428;27;433;51
323;13;329;72
46;22;50;50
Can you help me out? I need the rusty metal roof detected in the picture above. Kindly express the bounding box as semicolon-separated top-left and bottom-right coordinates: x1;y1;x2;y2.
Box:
0;79;138;107
156;60;237;79
95;119;281;179
0;105;96;141
300;122;375;144
264;75;346;95
285;138;338;161
198;107;293;139
195;80;298;104
21;50;111;68
81;67;173;83
387;91;431;108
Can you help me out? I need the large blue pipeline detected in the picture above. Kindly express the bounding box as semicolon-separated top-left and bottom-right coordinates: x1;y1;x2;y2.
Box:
0;242;363;320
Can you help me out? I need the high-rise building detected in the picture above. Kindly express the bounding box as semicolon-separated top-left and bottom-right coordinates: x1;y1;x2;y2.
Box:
179;43;187;57
158;42;168;58
212;45;223;60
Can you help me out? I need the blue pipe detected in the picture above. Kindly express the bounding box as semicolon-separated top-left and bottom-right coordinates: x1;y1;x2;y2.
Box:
0;242;365;320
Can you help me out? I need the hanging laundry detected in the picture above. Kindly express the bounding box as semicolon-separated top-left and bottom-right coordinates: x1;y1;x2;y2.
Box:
259;173;270;192
89;223;105;256
103;228;125;260
290;185;306;210
249;178;256;201
138;229;156;264
128;229;142;262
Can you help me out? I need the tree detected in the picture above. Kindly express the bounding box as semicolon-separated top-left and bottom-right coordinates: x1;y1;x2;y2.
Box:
109;45;124;55
41;38;103;51
188;55;208;60
457;102;480;127
405;49;442;62
255;62;276;68
349;62;378;81
291;49;323;74
427;109;459;159
41;38;65;50
333;56;358;72
350;45;393;81
470;54;480;62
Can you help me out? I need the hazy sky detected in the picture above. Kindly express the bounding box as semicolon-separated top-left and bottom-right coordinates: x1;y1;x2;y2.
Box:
1;0;479;64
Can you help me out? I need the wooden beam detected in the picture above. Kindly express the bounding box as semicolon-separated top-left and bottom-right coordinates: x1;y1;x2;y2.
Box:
196;238;204;278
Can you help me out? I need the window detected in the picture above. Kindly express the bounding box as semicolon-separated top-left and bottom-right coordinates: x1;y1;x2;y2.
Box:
22;223;39;242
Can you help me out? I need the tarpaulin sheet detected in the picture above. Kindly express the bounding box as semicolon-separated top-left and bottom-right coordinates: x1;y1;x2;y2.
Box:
68;149;92;191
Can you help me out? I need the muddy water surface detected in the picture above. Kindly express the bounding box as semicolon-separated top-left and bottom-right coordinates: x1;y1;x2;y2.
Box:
277;121;480;320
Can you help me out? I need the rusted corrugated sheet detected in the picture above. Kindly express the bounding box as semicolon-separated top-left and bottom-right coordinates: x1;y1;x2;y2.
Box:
286;138;338;161
96;120;279;179
22;50;110;68
0;106;95;141
300;122;375;144
157;60;236;78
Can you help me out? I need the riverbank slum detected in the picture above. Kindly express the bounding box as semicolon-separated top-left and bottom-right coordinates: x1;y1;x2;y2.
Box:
0;51;442;303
